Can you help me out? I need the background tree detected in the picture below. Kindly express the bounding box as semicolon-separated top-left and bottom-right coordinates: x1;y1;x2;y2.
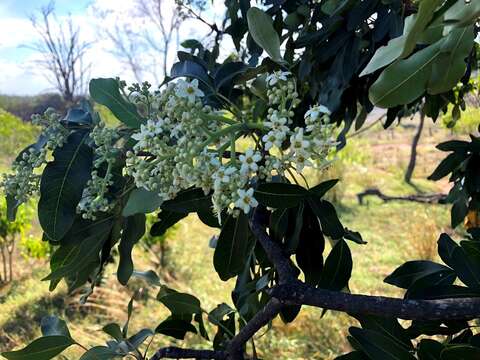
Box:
29;1;91;103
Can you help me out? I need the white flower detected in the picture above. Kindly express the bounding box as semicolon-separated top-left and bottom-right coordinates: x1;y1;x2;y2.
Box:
266;71;290;86
235;188;258;213
305;105;331;119
175;79;204;102
293;151;313;172
290;128;310;152
239;148;262;174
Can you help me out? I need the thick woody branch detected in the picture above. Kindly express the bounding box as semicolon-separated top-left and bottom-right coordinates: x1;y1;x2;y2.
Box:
150;346;226;360
249;207;298;283
226;298;284;360
357;188;446;205
270;282;480;321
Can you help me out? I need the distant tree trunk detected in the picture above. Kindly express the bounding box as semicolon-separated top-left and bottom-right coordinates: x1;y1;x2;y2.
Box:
7;238;15;282
0;246;7;283
405;111;425;185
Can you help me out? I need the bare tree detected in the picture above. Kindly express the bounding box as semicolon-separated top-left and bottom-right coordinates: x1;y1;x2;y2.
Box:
29;1;91;103
96;0;209;83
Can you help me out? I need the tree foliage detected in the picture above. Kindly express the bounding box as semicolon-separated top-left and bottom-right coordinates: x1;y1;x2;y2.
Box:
2;1;480;359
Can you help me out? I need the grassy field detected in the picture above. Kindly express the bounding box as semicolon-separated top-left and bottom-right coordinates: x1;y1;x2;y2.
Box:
0;109;474;359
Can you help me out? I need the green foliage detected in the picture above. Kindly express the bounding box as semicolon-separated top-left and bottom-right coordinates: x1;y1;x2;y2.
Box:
0;109;39;162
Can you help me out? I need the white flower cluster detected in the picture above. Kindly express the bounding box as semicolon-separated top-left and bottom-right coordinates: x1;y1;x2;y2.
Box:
1;108;68;204
120;74;337;220
77;123;120;219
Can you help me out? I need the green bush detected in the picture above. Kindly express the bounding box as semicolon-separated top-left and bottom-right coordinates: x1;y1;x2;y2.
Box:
0;109;39;162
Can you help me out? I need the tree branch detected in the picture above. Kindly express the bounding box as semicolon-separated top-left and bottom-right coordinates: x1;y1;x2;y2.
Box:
226;298;284;360
357;188;446;205
270;282;480;321
150;346;226;360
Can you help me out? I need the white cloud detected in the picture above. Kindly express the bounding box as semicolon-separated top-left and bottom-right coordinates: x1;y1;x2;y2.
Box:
0;0;231;95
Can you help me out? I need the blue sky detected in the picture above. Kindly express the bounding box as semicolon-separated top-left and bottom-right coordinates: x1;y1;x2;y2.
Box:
0;0;227;95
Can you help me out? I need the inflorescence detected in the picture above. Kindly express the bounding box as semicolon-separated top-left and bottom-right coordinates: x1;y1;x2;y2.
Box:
2;72;337;221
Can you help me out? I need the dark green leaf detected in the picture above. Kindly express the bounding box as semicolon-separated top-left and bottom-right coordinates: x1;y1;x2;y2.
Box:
170;60;211;86
247;7;283;63
349;327;416;360
309;199;345;239
449;241;480;289
384;261;455;290
118;214;146;285
309;179;339;198
89;78;144;128
208;303;235;326
157;290;201;315
428;152;466;181
39;130;93;241
438;233;459;268
285;203;304;253
451;198;468;228
214;62;249;90
355;315;412;350
2;336;75;360
79;346;119;360
279;305;302;324
155;318;197;340
214;213;253;281
122;188;163;216
102;323;123;341
319;239;352;291
151;211;187;237
417;339;444;360
440;345;480;360
126;328;154;349
255;183;308;208
296;204;324;286
161;188;212;214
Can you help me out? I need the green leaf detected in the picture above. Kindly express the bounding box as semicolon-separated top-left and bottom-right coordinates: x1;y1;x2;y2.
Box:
438;233;459;268
384;260;455;290
43;217;114;283
255;183;308;209
451;197;468;228
102;323;123;341
208;303;235;326
417;339;444;360
89;78;144;128
161;188;212;214
360;35;407;76
309;199;345;239
428;152;466;181
296;204;324;286
122;188;163;217
155;318;197;340
440;345;480;360
170;60;212;87
79;346;119;360
309;179;339;198
335;351;368;360
369;41;443;108
285;203;304;253
38;130;93;241
401;0;442;58
247;7;283;63
117;214;146;285
319;239;352;291
157;290;201;315
355;315;412;350
429;26;475;95
151;211;187;237
214;62;249;90
40;316;71;338
450;241;480;289
126;328;154;349
2;336;75;360
444;1;480;28
214;213;253;281
122;296;134;338
348;327;416;360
